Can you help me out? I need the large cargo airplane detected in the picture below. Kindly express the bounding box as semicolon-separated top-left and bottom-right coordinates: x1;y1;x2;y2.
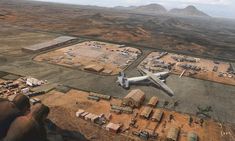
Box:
117;67;174;97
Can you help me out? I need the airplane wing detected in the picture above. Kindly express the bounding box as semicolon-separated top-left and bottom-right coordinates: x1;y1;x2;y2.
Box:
138;67;174;97
137;67;145;76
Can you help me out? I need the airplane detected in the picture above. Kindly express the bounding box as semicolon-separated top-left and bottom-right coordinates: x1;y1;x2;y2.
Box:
117;67;174;97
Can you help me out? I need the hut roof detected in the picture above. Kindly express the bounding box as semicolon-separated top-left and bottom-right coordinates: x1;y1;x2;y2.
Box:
148;96;158;106
76;109;85;117
124;89;145;103
167;127;180;141
140;106;153;118
151;109;163;121
84;64;104;72
106;123;121;132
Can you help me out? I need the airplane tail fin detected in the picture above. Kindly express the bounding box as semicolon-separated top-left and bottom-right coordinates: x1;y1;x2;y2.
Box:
119;72;125;77
117;72;129;88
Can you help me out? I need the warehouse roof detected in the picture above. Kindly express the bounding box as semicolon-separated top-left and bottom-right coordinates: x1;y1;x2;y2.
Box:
23;36;76;52
84;64;104;72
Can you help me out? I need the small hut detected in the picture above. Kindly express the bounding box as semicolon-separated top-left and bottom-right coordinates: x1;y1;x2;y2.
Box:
140;106;153;119
76;109;85;117
148;96;158;107
167;127;180;141
80;112;89;119
106;123;121;133
122;89;145;108
151;109;163;122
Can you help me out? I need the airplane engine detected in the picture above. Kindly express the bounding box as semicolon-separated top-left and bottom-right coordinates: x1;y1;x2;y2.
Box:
123;78;129;89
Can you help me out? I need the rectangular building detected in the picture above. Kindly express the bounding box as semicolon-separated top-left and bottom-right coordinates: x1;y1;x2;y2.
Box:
22;36;76;52
106;123;121;133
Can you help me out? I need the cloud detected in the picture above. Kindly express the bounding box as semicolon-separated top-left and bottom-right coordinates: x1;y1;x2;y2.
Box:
34;0;232;6
162;0;231;5
121;0;231;6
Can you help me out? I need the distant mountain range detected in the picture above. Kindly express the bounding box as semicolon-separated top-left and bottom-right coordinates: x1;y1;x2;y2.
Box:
114;4;209;17
169;5;209;17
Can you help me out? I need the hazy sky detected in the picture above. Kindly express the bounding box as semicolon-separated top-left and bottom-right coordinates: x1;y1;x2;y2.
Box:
34;0;235;18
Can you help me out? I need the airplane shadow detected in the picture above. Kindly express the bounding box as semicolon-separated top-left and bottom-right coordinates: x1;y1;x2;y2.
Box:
130;81;174;97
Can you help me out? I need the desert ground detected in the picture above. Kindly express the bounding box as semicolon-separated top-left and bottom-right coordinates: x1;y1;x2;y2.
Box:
35;89;229;141
1;0;235;61
139;52;235;86
1;75;233;141
0;0;235;141
34;41;141;75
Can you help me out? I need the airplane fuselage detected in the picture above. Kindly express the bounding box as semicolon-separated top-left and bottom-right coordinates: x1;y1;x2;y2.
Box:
117;71;169;88
117;70;173;97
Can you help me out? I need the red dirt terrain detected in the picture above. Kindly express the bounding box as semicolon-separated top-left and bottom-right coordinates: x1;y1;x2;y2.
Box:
0;0;235;61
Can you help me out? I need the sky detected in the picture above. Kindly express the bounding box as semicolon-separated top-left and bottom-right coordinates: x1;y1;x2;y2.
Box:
34;0;235;18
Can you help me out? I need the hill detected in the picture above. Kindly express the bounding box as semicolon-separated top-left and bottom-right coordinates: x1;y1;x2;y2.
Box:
114;4;167;15
169;5;209;17
132;4;167;14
